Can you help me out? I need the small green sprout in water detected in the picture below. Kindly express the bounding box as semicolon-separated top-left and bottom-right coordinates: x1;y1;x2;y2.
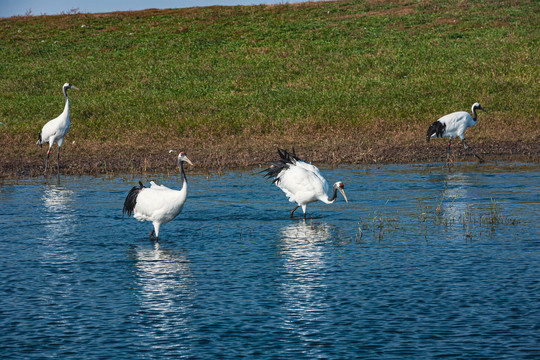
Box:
479;198;519;226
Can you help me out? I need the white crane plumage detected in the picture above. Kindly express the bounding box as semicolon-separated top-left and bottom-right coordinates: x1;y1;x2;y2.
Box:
263;148;348;218
427;102;487;166
123;151;193;241
36;83;79;173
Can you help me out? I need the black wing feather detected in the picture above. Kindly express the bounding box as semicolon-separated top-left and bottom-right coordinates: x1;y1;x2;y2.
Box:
426;121;446;142
123;181;146;217
261;148;302;183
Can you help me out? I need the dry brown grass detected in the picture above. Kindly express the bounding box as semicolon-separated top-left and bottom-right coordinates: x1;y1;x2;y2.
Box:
2;122;538;178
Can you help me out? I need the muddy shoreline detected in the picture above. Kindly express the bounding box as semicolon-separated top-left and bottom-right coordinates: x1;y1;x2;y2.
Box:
2;133;538;178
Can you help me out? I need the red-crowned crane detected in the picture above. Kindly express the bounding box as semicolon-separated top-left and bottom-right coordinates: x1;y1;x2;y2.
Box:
123;151;193;241
36;83;79;173
262;148;348;219
427;102;487;166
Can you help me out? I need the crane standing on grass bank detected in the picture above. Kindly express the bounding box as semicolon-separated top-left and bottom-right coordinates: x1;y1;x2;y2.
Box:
426;102;487;166
36;83;79;173
262;148;348;219
123;151;193;241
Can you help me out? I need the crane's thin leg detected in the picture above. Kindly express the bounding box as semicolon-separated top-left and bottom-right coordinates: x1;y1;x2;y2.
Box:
446;140;454;168
44;150;51;173
462;139;484;163
149;229;158;241
57;147;61;173
290;206;300;218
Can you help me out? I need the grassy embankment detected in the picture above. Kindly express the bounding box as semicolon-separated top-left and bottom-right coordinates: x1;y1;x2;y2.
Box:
0;0;538;176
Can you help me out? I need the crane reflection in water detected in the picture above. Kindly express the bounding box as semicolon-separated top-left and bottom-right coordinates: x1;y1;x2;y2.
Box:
440;172;474;218
40;183;76;253
129;242;196;354
277;220;334;356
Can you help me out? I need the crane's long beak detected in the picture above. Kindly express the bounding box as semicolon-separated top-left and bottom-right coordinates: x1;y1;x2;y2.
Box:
479;106;487;113
339;188;348;203
71;86;80;91
184;157;194;166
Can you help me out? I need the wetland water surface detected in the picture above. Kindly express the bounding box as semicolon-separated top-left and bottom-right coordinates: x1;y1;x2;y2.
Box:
1;163;539;358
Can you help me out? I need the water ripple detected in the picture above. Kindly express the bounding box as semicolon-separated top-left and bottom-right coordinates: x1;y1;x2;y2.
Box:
0;163;538;358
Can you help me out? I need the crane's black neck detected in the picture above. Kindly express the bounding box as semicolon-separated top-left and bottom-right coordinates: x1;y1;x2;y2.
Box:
178;160;187;183
328;185;339;202
471;105;480;122
63;87;69;99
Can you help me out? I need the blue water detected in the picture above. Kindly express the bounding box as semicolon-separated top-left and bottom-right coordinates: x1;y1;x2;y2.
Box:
1;163;539;358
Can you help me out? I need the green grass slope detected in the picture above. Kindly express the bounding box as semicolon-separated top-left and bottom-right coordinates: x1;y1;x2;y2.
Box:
0;0;538;174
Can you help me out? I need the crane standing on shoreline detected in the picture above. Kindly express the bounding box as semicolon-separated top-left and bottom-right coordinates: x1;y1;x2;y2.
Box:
427;102;487;167
36;83;79;173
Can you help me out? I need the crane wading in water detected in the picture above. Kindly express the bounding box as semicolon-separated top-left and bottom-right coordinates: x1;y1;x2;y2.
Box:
36;83;79;173
123;151;193;241
262;148;348;219
426;102;487;167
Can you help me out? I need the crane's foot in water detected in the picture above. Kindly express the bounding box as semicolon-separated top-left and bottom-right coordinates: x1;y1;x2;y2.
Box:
149;229;158;241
